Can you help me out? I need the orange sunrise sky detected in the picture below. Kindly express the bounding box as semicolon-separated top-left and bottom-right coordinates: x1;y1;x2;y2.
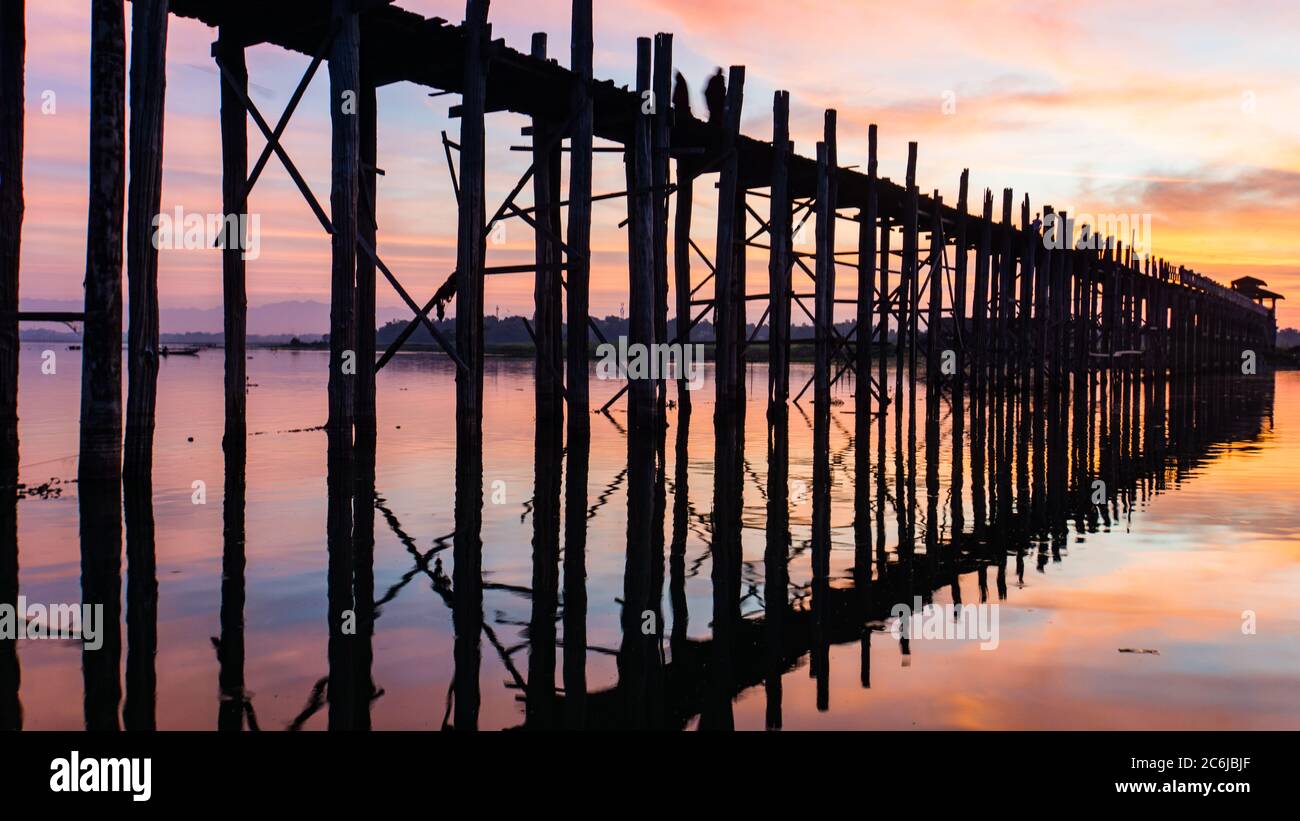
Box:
15;0;1300;328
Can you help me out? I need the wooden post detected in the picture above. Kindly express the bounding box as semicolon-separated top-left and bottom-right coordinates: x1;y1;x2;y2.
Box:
878;216;890;411
854;123;877;586
901;142;918;417
81;0;127;483
855;124;877;417
0;0;24;486
925;193;943;426
216;29;247;451
952;170;969;359
768;91;792;406
651;33;672;414
712;65;745;408
530;34;562;410
972;190;992;384
1018;194;1034;382
673;160;693;403
567;0;593;410
328;0;359;434
356;69;378;445
814;111;837;410
0;0;23;734
124;0;168;474
628;38;656;431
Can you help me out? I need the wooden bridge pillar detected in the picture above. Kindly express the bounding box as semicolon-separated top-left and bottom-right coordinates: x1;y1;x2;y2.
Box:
530;34;563;411
896;143;918;416
813;111;837;411
952;169;969;365
673;159;693;404
877;214;890;413
124;0;168;473
456;0;489;424
1;0;24;487
651;33;672;415
327;0;360;435
567;0;594;410
855;124;878;419
80;0;126;484
627;38;656;431
971;189;991;392
768;91;792;407
0;0;22;733
712;65;745;409
216;29;247;450
356;69;378;445
924;194;944;440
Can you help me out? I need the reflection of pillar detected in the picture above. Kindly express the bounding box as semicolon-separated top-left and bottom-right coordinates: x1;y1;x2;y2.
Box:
325;424;355;731
451;396;483;731
563;412;589;729
218;443;248;731
526;390;562;729
703;404;743;730
764;408;790;727
351;439;377;731
123;456;157;731
620;416;659;728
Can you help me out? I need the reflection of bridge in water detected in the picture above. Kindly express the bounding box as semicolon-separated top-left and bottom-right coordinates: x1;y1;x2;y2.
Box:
512;369;1276;730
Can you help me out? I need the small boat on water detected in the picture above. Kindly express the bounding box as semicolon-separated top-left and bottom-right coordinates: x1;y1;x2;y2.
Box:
160;346;201;357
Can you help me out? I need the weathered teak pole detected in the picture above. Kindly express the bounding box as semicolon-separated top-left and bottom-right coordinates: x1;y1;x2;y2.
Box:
651;33;672;414
0;0;24;734
328;0;360;435
877;215;890;412
216;28;247;450
125;0;169;472
767;90;792;407
712;65;745;409
673;160;693;401
456;0;489;420
530;33;562;410
567;0;593;410
81;0;126;484
356;65;378;445
855;124;877;417
627;38;656;430
0;0;24;489
813;111;837;411
899;142;918;419
925;193;943;427
952;169;969;362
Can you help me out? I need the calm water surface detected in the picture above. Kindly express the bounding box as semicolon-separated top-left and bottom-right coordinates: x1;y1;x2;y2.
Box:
9;347;1300;729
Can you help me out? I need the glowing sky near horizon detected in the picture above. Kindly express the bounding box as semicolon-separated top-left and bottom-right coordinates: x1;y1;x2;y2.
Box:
16;0;1300;326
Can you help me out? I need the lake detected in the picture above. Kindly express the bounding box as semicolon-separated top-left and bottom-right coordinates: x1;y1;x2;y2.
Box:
5;346;1298;729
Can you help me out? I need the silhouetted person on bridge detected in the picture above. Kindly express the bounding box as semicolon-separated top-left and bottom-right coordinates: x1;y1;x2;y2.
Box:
705;68;726;125
673;71;694;121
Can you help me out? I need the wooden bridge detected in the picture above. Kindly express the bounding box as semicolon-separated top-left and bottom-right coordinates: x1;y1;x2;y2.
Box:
0;0;1285;731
